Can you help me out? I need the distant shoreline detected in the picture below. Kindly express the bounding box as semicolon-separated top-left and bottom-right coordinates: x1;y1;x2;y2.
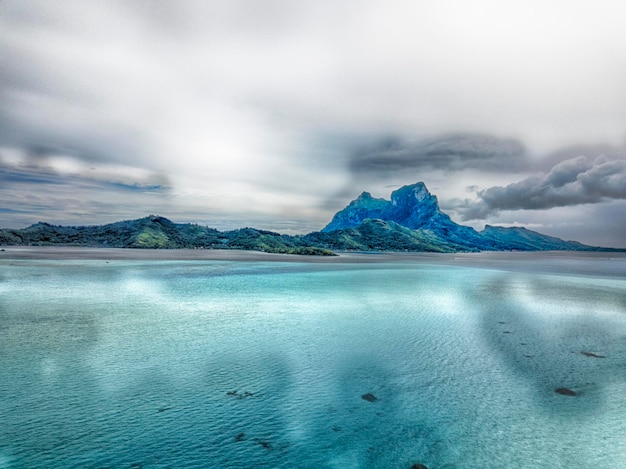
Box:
3;213;621;255
0;246;468;262
1;245;625;266
0;246;340;262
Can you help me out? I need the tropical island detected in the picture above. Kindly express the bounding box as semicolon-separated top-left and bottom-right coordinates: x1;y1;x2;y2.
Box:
0;182;620;255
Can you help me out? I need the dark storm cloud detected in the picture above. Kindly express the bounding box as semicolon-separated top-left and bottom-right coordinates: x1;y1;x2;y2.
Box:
349;134;529;177
538;143;625;171
459;155;626;220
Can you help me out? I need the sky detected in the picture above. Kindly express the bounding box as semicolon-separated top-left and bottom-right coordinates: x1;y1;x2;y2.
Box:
1;0;625;247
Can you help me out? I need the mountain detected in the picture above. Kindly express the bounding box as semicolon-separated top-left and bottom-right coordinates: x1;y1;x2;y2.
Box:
323;182;444;231
320;182;492;251
304;219;467;252
318;182;616;252
0;182;619;254
322;191;390;232
478;225;592;251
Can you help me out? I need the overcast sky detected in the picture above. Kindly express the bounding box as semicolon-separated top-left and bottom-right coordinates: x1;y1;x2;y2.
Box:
1;0;625;247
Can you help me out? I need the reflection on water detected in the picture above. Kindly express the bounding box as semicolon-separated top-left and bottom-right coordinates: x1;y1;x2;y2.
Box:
1;253;625;468
477;274;626;415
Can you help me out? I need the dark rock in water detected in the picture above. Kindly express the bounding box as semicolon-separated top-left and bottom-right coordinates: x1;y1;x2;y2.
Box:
581;351;606;358
361;393;378;402
555;387;578;396
256;440;274;450
226;390;254;400
235;432;245;442
410;464;428;469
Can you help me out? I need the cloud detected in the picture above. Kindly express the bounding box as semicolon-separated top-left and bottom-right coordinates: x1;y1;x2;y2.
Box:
0;0;625;245
0;146;170;188
537;143;626;171
459;155;626;219
349;133;528;177
0;146;173;227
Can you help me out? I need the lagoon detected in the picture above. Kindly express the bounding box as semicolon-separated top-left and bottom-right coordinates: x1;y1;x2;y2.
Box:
1;249;626;468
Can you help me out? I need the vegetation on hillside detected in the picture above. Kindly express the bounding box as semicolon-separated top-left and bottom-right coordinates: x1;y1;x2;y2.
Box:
0;214;617;255
0;216;337;256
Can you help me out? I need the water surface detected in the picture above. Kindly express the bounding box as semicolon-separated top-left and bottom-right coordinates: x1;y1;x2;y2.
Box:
1;250;625;468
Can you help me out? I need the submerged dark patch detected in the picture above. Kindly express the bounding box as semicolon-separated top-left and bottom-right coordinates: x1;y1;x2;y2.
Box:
581;351;606;358
361;393;378;402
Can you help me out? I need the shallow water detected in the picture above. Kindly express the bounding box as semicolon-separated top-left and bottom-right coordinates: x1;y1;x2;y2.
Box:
1;252;626;468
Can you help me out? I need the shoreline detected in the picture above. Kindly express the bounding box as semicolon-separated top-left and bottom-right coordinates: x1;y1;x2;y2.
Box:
0;246;341;262
1;245;624;263
2;246;625;278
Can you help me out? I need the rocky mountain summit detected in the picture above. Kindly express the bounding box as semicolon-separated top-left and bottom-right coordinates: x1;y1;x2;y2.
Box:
323;182;445;232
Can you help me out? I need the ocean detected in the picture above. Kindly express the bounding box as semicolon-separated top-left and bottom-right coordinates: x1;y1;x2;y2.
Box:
1;249;625;468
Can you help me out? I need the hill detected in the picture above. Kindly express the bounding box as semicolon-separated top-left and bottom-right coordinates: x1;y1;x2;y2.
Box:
0;216;336;256
1;182;619;254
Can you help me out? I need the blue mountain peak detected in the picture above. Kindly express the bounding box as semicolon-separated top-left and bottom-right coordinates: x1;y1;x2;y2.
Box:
390;182;430;204
353;191;377;204
322;190;388;232
384;183;441;229
322;182;443;232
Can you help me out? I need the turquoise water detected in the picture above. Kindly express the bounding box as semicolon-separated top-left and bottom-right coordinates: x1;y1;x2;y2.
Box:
1;253;626;468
